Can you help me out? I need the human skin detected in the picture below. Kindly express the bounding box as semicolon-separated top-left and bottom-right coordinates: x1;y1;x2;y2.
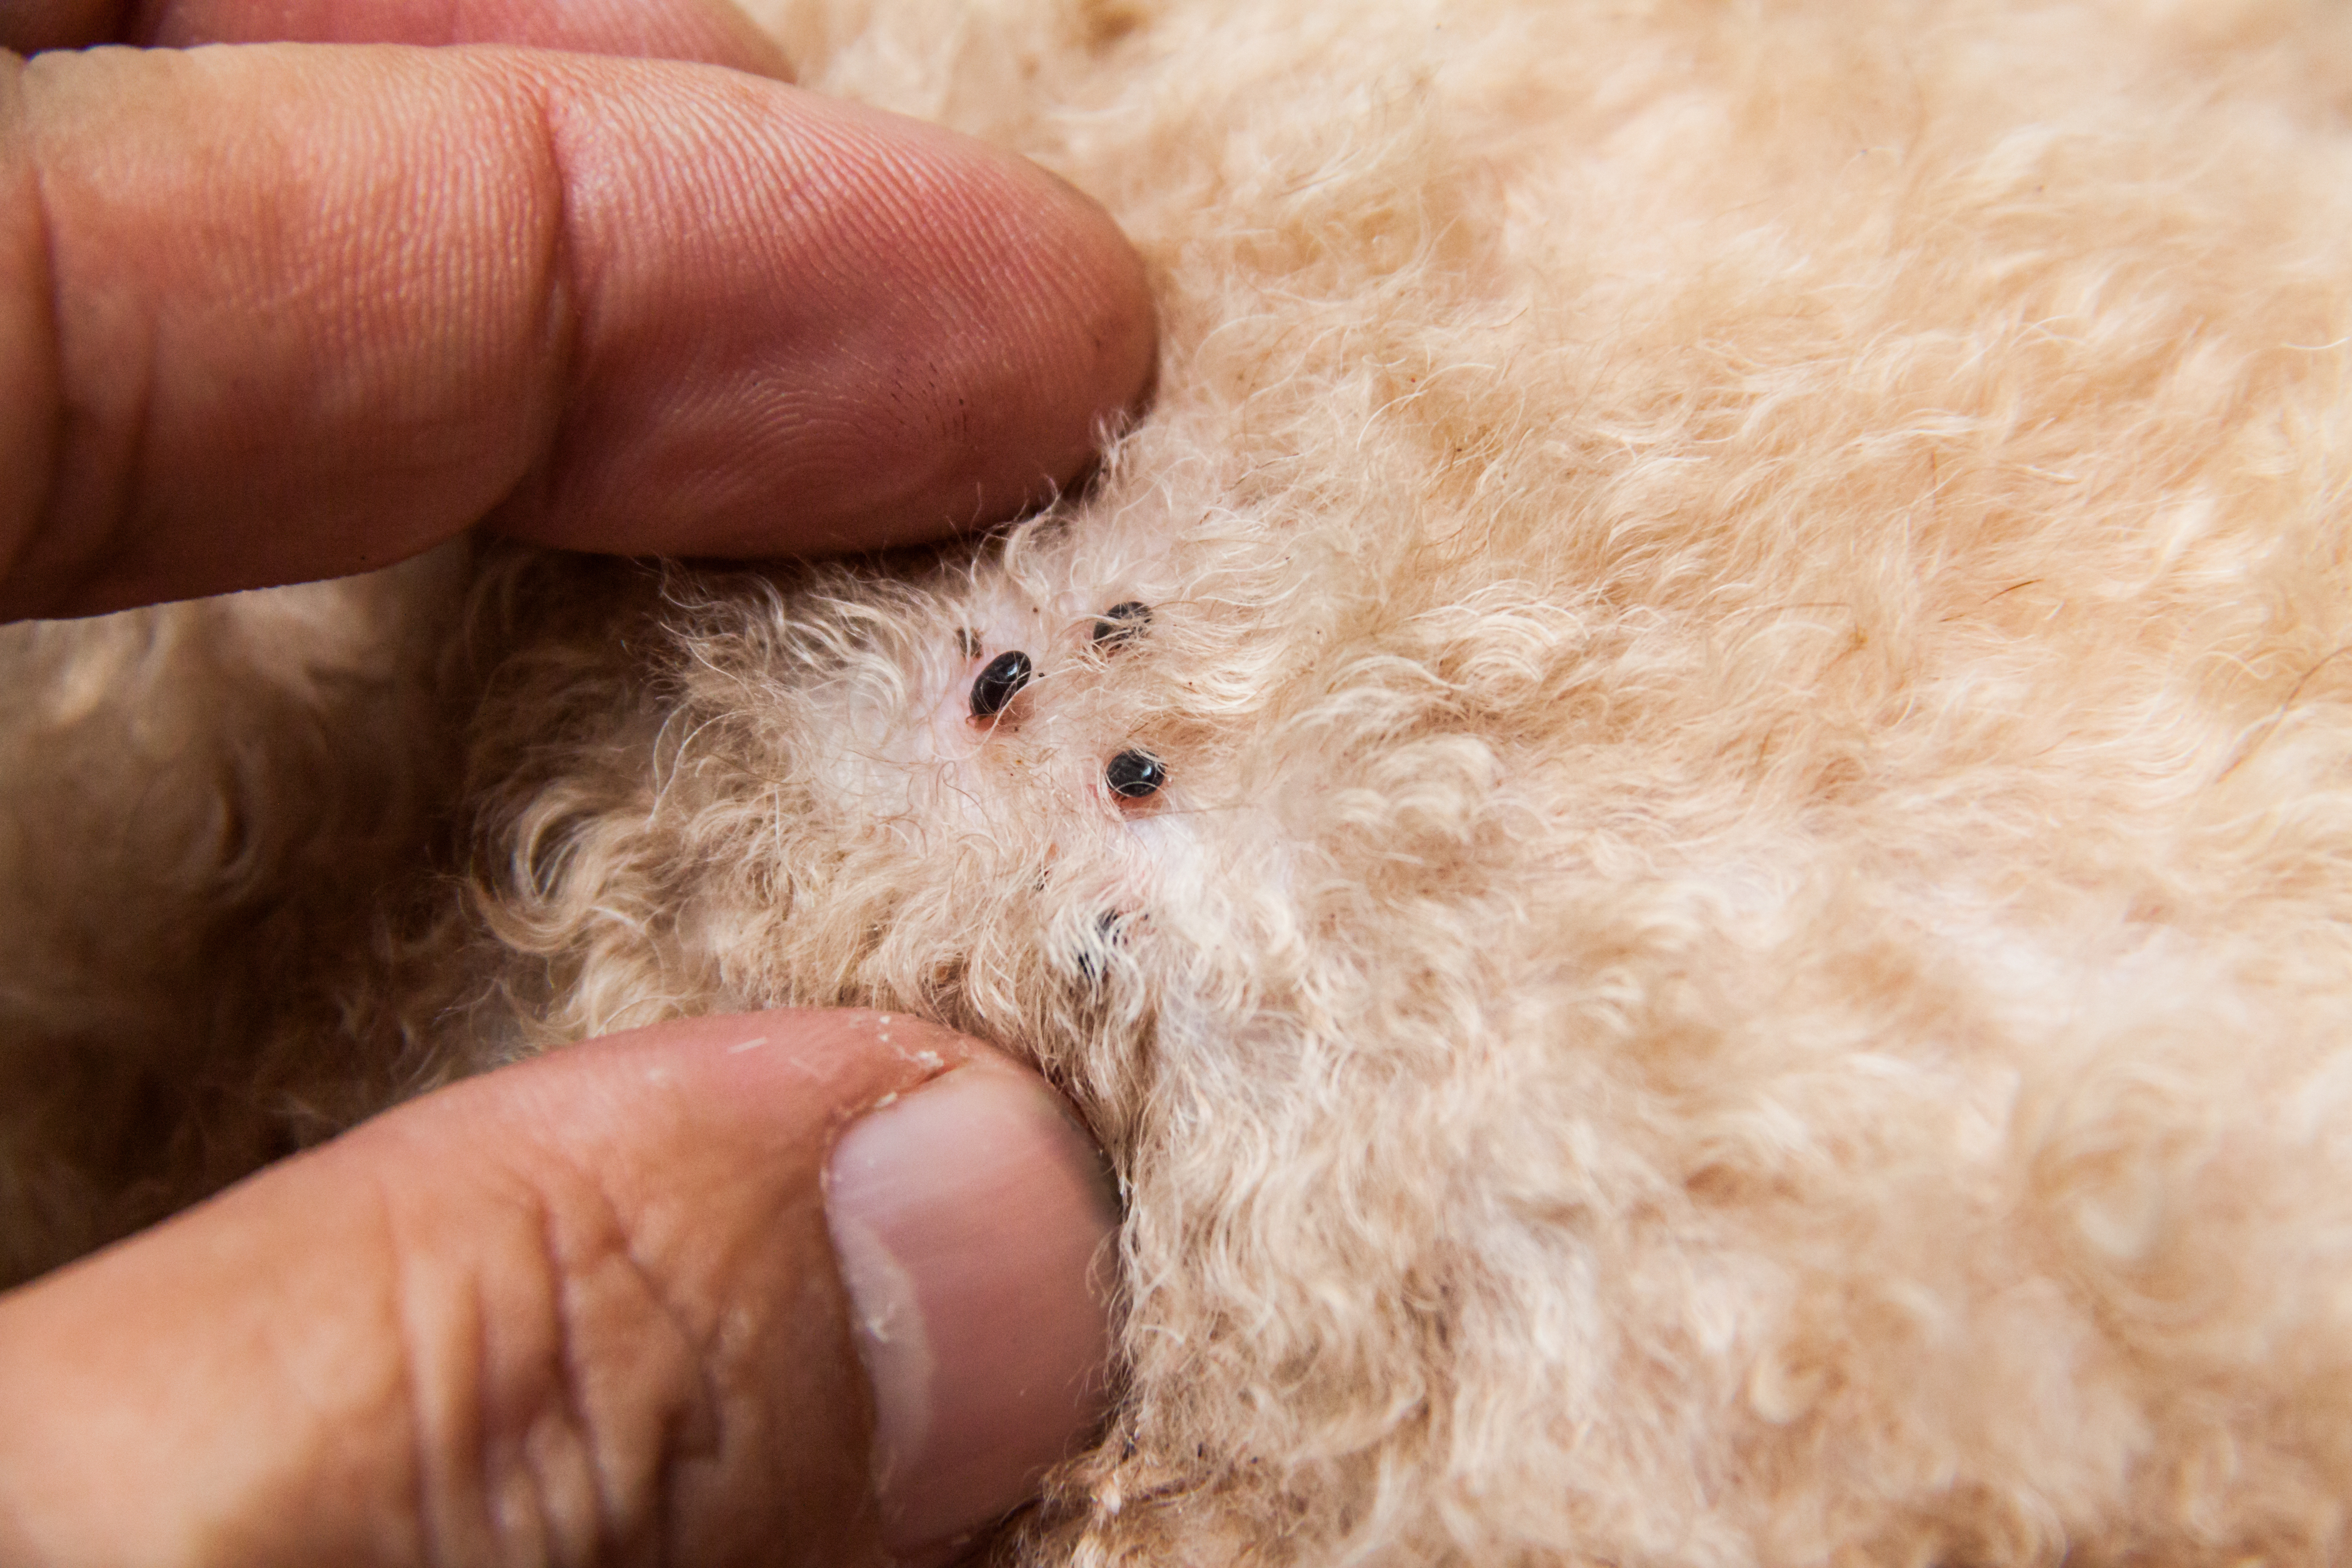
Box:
0;2;1154;1562
0;0;1155;616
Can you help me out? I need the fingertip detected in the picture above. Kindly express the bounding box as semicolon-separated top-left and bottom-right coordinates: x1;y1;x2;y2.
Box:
485;1012;1123;1558
826;1057;1122;1560
348;1007;1099;1565
489;69;1159;558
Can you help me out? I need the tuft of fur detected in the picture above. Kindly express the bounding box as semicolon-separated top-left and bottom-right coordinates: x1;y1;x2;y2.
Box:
16;0;2352;1560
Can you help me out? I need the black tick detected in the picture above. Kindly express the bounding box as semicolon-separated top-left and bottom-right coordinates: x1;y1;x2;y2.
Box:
1093;601;1152;647
970;650;1033;719
1106;749;1167;799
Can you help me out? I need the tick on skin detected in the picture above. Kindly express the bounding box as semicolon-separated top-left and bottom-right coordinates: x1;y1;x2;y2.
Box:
1106;748;1166;798
970;650;1033;719
1093;601;1152;647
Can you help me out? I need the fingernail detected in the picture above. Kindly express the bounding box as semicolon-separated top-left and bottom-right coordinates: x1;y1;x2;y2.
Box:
824;1063;1120;1562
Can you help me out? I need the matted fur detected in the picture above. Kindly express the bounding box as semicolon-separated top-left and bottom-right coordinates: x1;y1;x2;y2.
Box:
12;0;2352;1560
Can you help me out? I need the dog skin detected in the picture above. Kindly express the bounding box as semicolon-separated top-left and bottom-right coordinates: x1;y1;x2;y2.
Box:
13;0;2352;1562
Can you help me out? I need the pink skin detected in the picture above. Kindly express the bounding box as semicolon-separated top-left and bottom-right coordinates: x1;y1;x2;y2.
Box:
899;594;1179;979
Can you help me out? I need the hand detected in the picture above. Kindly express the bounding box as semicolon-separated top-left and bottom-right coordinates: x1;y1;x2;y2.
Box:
0;1013;1122;1567
0;2;1152;1562
0;0;1155;617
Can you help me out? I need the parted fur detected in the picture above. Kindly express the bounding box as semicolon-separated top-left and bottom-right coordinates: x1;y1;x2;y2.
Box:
14;0;2352;1561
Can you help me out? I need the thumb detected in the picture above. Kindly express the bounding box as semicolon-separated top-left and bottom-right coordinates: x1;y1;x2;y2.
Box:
0;1010;1119;1568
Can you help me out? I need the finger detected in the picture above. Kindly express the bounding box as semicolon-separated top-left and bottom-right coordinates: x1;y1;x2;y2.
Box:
0;1;125;54
0;45;1157;619
140;0;794;78
3;0;792;77
0;1010;1120;1568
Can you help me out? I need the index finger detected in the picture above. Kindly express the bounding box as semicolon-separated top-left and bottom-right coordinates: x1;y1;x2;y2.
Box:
6;0;794;73
0;43;1156;619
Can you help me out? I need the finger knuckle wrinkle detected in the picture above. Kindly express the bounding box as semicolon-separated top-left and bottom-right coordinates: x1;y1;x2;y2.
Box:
516;75;584;464
473;1180;709;1568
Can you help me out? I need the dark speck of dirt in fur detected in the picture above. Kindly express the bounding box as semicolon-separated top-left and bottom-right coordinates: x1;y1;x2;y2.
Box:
971;651;1033;719
1093;601;1151;647
1107;749;1166;798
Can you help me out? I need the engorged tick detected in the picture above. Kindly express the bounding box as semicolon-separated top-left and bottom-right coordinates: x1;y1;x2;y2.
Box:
1106;748;1167;798
1093;601;1153;647
970;650;1033;719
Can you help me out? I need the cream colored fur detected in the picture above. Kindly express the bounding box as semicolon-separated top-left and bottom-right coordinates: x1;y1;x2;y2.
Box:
13;0;2352;1560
